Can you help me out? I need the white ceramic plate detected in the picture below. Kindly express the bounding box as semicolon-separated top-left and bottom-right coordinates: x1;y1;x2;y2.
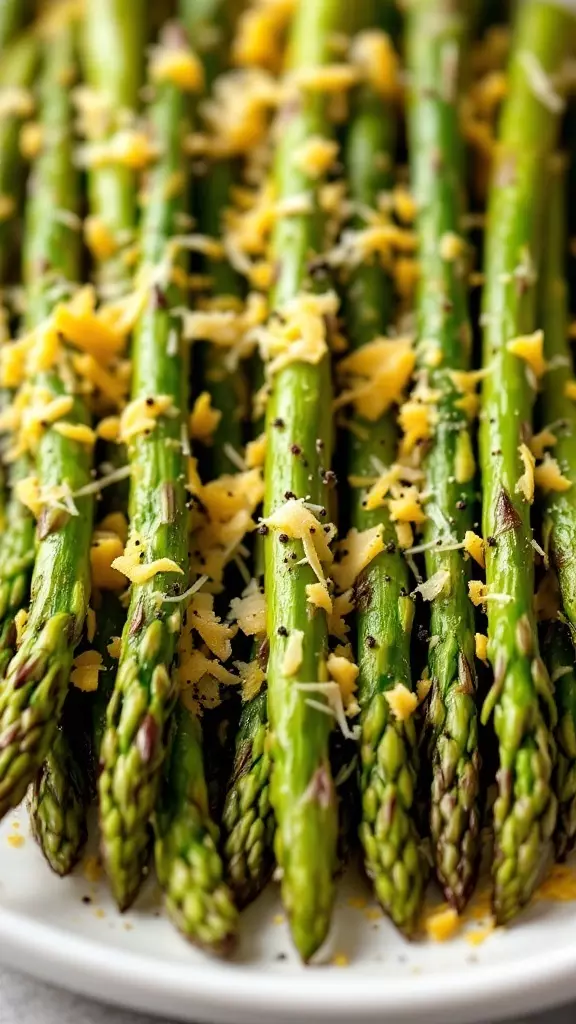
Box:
0;806;576;1024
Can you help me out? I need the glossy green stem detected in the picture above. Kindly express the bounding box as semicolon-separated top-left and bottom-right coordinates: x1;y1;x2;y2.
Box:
155;703;239;954
540;156;576;633
0;20;93;821
344;66;426;932
406;0;480;911
81;0;145;289
479;0;573;923
263;0;347;962
99;31;192;911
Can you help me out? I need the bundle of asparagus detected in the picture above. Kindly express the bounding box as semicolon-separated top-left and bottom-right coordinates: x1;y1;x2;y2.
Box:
0;0;574;968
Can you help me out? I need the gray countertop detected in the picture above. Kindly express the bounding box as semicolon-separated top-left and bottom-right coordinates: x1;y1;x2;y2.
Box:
0;967;573;1024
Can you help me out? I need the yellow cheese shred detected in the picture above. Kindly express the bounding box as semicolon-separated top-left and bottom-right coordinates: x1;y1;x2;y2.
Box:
516;442;536;503
189;391;221;443
262;498;334;586
534;454;571;493
119;394;175;443
332;525;384;592
71;650;103;692
282;629;304;677
506;329;547;380
335;336;415;421
384;683;418;722
464;531;485;568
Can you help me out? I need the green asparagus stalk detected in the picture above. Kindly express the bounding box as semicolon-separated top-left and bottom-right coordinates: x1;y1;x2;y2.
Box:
539;156;576;634
28;689;90;874
0;30;39;675
263;0;349;961
538;153;576;859
81;0;145;291
0;1;32;53
222;679;274;907
543;621;576;860
343;33;426;933
98;24;194;911
479;0;573;923
27;0;144;873
0;29;39;283
80;0;145;760
0;16;95;821
154;701;239;954
406;0;481;910
182;0;275;906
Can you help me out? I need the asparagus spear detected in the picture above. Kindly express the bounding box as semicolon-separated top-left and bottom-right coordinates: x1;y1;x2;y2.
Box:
28;689;90;875
0;1;31;53
0;16;95;821
262;0;348;961
99;24;194;911
543;621;576;860
154;702;238;954
479;0;573;923
538;153;576;859
182;0;246;820
81;0;145;290
0;30;39;675
406;0;481;910
539;156;576;636
28;0;147;878
80;0;145;758
343;35;426;933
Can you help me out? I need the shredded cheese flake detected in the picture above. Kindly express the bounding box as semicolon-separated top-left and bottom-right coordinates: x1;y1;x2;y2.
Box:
332;525;384;592
282;629;304;676
119;394;174;443
534;454;571;494
306;581;333;613
262;498;334;586
475;633;489;665
529;429;556;460
349;29;398;100
412;569;450;602
293;135;338;179
468;580;489;607
228;579;266;636
189;391;221;443
71;650;103;693
516;442;536;503
464;531;485;568
336;336;415;421
149;44;204;92
506;330;547;380
384;683;418;722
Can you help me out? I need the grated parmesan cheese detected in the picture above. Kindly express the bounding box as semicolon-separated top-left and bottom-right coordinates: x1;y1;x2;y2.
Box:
332;525;384;592
412;569;450;602
71;650;103;692
189;391;221;443
534;454;571;493
228;578;266;636
506;329;547;380
306;581;333;613
335;336;415;421
349;29;398;100
468;580;488;607
516;442;535;503
384;683;418;722
119;394;175;443
464;531;485;568
475;633;488;665
282;629;304;676
262;498;335;586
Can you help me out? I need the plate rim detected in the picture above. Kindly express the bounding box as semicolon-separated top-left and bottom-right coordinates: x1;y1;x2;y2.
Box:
1;902;576;1024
